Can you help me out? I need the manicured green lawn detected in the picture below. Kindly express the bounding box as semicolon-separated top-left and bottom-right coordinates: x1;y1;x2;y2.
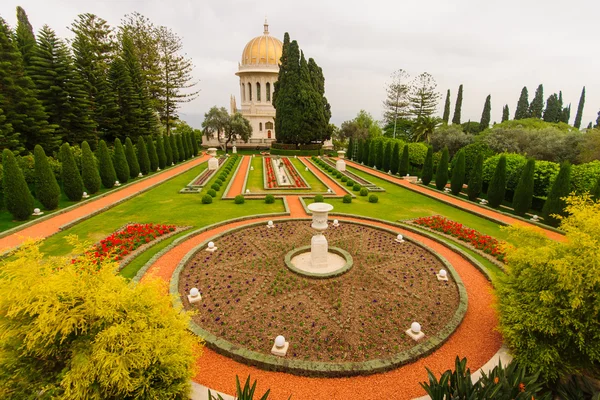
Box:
245;156;328;194
289;157;328;192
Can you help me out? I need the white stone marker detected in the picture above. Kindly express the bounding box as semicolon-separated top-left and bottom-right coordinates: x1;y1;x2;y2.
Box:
267;220;274;228
232;146;237;154
530;214;539;222
207;148;219;170
307;202;334;269
32;208;44;216
114;180;121;187
82;192;89;199
395;234;405;243
406;322;425;341
336;150;346;172
332;219;340;227
271;335;289;357
187;287;202;304
206;241;217;252
246;189;250;194
480;199;488;205
437;269;448;281
138;172;143;177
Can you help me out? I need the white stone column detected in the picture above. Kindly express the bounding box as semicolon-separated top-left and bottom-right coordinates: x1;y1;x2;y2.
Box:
307;203;334;269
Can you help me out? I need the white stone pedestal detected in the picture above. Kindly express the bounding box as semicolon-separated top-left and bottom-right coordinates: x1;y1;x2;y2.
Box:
311;234;329;269
336;159;346;172
208;157;219;170
232;146;237;154
271;341;289;357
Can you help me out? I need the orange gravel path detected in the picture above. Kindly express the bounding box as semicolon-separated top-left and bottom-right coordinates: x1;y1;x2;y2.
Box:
0;155;209;252
345;159;564;241
142;215;500;400
298;157;347;196
224;155;249;198
285;196;309;217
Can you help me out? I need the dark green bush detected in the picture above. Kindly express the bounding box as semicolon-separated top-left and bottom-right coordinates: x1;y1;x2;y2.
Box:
113;138;129;184
81;141;101;194
352;184;361;191
450;149;465;195
342;194;352;203
34;145;60;210
215;178;224;185
156;135;167;170
207;189;217;197
359;188;368;196
368;194;379;203
512;158;536;216
137;137;150;175
487;155;507;208
421;146;434;186
59;143;83;202
265;194;275;204
234;195;245;204
314;194;324;202
97;140;117;189
341;176;348;182
467;153;484;201
346;180;354;187
211;183;220;191
176;135;185;161
170;135;179;163
336;172;342;179
399;145;409;176
124;137;140;178
542;162;571;227
163;133;173;166
201;194;212;204
147;138;159;172
3;149;34;220
435;147;449;190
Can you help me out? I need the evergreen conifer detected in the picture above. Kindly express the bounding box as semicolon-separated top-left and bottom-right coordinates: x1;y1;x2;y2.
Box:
97;140;117;188
452;85;463;124
399;145;410;176
356;138;363;163
542;162;571;227
2;149;34;220
450;149;465;195
137;137;150;175
467;153;484;201
164;134;173;166
383;141;393;172
502;105;510;122
512;158;535;216
34;145;60;210
347;137;354;160
390;142;400;175
124;137;140;178
442;89;451;124
81;141;101;194
362;139;370;165
177;135;185;161
59;143;83;201
156;135;166;169
421;146;433;185
479;95;491;131
574;87;585;129
514;87;529;120
529;84;544;118
487;155;507;208
191;132;199;156
147;137;159;172
170;135;179;163
435;147;449;190
112;138;129;183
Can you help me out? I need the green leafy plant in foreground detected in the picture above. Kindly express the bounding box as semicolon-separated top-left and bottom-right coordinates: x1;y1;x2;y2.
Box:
208;375;291;400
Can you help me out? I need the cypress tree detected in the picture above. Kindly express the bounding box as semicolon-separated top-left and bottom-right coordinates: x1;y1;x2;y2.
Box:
137;136;150;175
502;105;510;122
109;58;140;139
368;140;377;167
356;138;363;163
164;133;173;166
479;95;491;131
113;138;129;183
596;111;600;128
442;89;451;124
529;84;544;119
421;146;434;186
181;132;189;159
362;139;370;165
574;87;585;129
561;104;571;124
15;7;36;68
124;137;140;178
390;142;400;175
452;84;463;124
512;158;535;216
191;132;199;156
435;147;449;190
590;176;600;201
450;149;466;195
147;137;159;172
514;87;529;120
156;135;166;169
187;132;195;157
542;162;571;227
2;149;34;220
81;141;101;194
170;134;179;163
399;144;410;176
33;145;60;210
97;140;117;188
376;140;385;169
487;155;507;208
60;143;83;201
467;153;484;201
543;94;561;122
347;137;354;160
383;141;393;172
177;135;185;161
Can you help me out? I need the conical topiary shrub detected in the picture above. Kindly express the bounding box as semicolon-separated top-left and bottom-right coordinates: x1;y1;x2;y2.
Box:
450;149;465;196
113;138;129;184
435;147;449;190
124;137;140;178
164;133;173;166
97;140;117;189
399;144;410;177
467;153;484;201
156;135;166;169
81;141;101;194
147;137;159;172
542;162;571;227
421;146;433;186
487;155;507;208
390;142;400;175
177;135;185;161
170;134;179;164
34;145;61;210
137;136;150;175
191;132;199;157
60;143;83;201
3;149;34;220
512;158;535;216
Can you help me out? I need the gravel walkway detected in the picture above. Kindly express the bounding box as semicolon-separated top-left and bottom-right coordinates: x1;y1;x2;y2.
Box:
224;155;249;197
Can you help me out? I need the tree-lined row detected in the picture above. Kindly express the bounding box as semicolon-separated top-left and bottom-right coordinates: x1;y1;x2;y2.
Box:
1;8;198;155
1;132;198;221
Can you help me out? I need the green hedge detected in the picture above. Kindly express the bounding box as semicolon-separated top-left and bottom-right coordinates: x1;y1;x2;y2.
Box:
271;142;322;150
269;148;323;156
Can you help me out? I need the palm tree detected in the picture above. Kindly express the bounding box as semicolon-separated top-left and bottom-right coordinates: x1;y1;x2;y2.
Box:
412;116;441;143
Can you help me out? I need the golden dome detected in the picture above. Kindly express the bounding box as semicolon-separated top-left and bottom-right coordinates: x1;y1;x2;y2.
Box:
241;20;282;66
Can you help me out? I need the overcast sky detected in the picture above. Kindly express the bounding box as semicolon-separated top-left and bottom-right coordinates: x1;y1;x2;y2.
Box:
1;0;598;130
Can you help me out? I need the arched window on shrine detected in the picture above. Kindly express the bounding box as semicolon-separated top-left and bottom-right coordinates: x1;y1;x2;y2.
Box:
256;82;261;102
266;82;271;102
248;83;252;101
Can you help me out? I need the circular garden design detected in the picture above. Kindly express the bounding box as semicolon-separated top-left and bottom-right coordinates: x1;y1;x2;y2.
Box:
177;219;467;376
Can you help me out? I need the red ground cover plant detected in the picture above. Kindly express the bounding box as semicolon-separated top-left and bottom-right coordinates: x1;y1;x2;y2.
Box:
282;158;308;188
265;157;276;188
413;215;505;262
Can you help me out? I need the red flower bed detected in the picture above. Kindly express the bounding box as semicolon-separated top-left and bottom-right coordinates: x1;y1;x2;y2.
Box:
282;158;308;188
80;223;177;265
413;215;505;261
265;157;276;188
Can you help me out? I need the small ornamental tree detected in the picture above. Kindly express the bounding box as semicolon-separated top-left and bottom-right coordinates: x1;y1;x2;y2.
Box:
450;149;465;195
191;132;199;156
0;240;199;398
112;138;129;184
487;155;507;208
97;140;117;189
2;149;34;220
170;134;179;164
34;145;61;210
421;146;434;186
497;196;600;380
435;147;449;190
81;141;101;194
177;135;185;161
383;141;393;172
399;144;410;176
156;135;167;169
467;153;484;201
147;137;159;172
137;136;150;175
124;137;140;178
59;143;83;201
390;142;400;175
163;133;173;166
512;158;535;216
542;162;571;227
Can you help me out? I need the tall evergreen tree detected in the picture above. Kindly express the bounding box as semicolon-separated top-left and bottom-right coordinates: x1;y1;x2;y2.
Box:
487;155;507;208
368;140;377;167
408;72;440;119
81;141;101;194
479;95;491;131
452;84;463;124
467;153;484;201
362;139;370;165
442;89;451;124
191;132;199;156
596;110;600;128
382;141;392;172
356;138;363;163
421;146;434;186
109;58;139;139
59;143;83;201
170;134;179;163
435;147;449;190
124;137;139;178
97;140;117;188
514;87;529;120
34;145;60;210
0;18;55;153
376;140;385;170
2;149;34;220
502;105;510;122
307;57;332;141
450;149;465;195
561;104;571;124
181;132;190;159
574;87;585;129
529;84;544;119
390;142;400;175
543;93;561;122
273;32;290;137
512;158;535;216
347;137;354;160
176;135;185;161
542;162;571;227
137;136;150;175
15;6;36;69
112;138;129;183
399;144;410;176
156;135;166;169
382;69;411;137
163;133;173;166
147;137;159;172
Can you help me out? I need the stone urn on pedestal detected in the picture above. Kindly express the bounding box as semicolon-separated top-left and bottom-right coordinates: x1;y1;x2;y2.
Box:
307;202;334;269
336;150;346;172
207;147;219;170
